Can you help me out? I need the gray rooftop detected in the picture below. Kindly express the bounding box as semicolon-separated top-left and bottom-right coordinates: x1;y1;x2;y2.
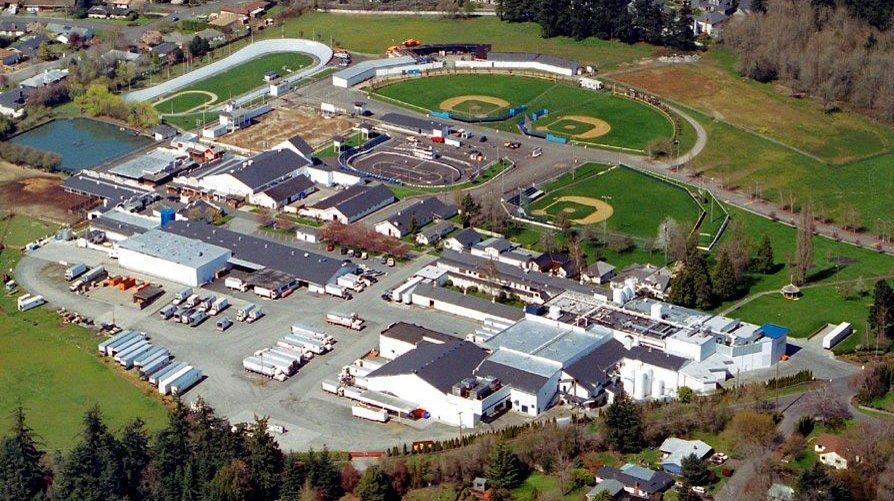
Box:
484;317;609;366
412;282;525;322
119;228;231;268
447;227;482;248
311;183;395;220
332;56;416;82
109;149;185;180
475;358;552;394
260;174;314;202
380;322;456;346
379;112;448;132
487;52;579;71
367;339;489;393
384;197;456;231
63;174;152;203
226;149;310;191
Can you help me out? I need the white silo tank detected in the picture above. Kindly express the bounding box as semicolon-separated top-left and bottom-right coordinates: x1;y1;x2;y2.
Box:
613;287;626;304
651;302;665;320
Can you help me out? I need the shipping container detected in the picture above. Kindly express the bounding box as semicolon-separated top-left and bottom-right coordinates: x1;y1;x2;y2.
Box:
291;323;333;343
134;347;168;367
321;379;340;394
352;404;389;423
65;263;87;281
149;362;186;385
107;334;146;356
168;369;203;395
158;365;193;394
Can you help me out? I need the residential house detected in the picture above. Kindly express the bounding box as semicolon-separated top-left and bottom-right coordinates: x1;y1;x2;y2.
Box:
581;261;616;284
0;87;29;118
767;483;795;501
658;437;713;474
470;236;540;269
46;23;94;45
20;68;68;88
532;252;578;278
0;21;27;39
416;220;454;246
220;0;268;19
250;174;316;210
374;198;457;238
585;479;624;500
595;464;674;501
11;34;51;59
151;124;177;142
815;434;860;470
694;11;728;36
0;49;22;66
208;11;243;29
149;41;181;61
299;183;396;224
17;0;75;13
102;49;141;64
611;263;672;299
195;28;225;46
442;227;482;252
87;4;131;19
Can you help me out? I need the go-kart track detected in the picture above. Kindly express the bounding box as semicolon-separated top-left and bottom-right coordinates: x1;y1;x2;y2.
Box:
123;39;333;106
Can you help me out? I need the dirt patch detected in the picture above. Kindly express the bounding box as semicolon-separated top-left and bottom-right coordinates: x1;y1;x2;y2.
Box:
439;95;510;112
541;196;614;224
218;106;355;152
615;65;722;100
0;164;90;223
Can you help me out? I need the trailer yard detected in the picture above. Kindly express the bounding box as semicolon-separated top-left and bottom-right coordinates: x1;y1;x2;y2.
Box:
16;239;488;451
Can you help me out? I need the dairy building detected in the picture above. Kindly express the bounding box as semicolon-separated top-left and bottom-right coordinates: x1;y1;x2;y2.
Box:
117;229;231;286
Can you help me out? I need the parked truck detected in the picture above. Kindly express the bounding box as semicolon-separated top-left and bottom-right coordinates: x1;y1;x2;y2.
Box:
278;335;331;355
172;287;192;305
352;404;389;423
291;323;333;343
189;310;208;327
243;356;287;381
236;304;256;322
159;304;176;320
65;263;87;281
77;266;107;289
326;312;364;331
225;276;249;292
245;307;263;323
17;294;45;312
208;297;229;315
168;369;203;396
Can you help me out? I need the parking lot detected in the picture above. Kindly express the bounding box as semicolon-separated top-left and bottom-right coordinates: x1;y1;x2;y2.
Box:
17;240;490;451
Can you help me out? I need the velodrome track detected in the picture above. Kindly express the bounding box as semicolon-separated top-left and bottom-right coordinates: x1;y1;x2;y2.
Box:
123;38;333;104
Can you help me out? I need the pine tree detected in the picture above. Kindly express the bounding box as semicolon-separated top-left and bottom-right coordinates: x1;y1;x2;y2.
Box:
246;417;285;501
712;250;738;301
354;466;398;501
603;392;644;453
152;401;193;501
690;252;714;309
460;193;476;228
409;214;419;235
306;448;342;501
206;459;253;501
681;454;711;486
0;407;48;501
754;234;774;273
55;406;125;501
537;0;571;38
668;0;696;50
486;441;525;489
120;418;150;501
869;279;894;340
280;454;307;501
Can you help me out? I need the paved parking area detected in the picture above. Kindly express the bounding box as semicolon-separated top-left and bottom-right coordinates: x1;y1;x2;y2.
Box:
17;240;494;451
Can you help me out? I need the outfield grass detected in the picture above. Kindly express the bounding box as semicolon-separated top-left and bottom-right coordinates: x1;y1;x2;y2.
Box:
529;165;700;238
0;216;169;450
374;75;674;150
155;52;312;114
276;12;653;69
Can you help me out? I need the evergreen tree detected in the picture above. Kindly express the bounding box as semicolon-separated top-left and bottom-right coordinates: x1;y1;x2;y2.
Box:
712;250;738;301
633;0;665;44
120;418;150;501
188;35;210;57
152;401;193;501
754;234;774;273
354;466;398;501
280;455;307;501
460;193;476;228
409;214;419;235
677;481;701;501
681;454;711;486
667;0;696;50
603;392;644;453
246;417;284;501
206;459;253;501
869;279;894;340
305;449;342;501
751;0;766;13
537;0;572;38
0;407;48;501
55;406;125;501
691;252;714;309
486;441;525;490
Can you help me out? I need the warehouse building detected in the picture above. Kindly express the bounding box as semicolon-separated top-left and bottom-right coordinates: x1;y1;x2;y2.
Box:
374;197;456;238
331;56;445;88
378;113;450;138
300;183;396;224
108;148;191;184
118;229;231;286
164;220;356;292
63;173;155;206
249;174;316;209
199;149;311;198
456;52;580;76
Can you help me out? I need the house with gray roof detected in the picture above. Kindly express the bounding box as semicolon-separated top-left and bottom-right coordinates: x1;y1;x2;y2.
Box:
659;437;714;474
300;183;396;224
375;197;457;238
582;260;616;284
416;220;454;246
200;149;311;198
595;464;674;500
443;227;482;252
250;174;316;210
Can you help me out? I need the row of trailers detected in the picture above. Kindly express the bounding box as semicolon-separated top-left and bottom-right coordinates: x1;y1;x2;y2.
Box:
242;324;335;381
97;330;203;396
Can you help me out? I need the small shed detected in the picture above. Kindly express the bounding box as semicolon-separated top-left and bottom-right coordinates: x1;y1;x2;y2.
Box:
133;284;164;309
471;477;488;493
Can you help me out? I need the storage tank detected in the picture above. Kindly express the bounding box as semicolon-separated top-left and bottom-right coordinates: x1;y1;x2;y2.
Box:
651;303;665;320
160;208;176;228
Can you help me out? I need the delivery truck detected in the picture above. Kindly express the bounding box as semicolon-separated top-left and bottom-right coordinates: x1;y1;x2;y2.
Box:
65;263;87;281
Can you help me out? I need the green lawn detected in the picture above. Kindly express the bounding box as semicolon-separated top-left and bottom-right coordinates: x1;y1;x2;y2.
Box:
510;472;587;501
544;200;597;220
154;52;313;114
529;165;701;238
729;288;871;339
0;217;169;451
373;75;674;151
276;12;653;69
153;91;216;115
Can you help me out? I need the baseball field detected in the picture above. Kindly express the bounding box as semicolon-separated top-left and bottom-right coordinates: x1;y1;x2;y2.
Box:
371;74;674;151
153;52;313;115
528;164;701;238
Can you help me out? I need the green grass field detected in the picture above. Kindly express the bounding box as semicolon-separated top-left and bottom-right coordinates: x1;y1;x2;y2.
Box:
153;91;216;115
544;200;597;220
450;99;504;116
529;165;700;238
154;52;313;114
728;288;872;338
275;12;653;70
0;216;169;450
373;75;673;150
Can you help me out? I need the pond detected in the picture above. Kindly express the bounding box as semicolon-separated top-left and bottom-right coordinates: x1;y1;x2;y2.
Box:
9;118;153;173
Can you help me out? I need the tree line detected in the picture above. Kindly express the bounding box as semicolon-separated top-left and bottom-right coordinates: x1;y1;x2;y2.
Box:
724;0;894;123
0;142;61;171
497;0;696;51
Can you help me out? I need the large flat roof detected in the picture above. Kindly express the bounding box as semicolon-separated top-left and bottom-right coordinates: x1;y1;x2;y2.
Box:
109;148;185;180
119;229;231;268
333;56;416;82
484;317;609;366
62;174;152;203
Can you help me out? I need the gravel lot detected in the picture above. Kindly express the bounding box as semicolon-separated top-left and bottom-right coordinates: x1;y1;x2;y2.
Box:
17;240;498;452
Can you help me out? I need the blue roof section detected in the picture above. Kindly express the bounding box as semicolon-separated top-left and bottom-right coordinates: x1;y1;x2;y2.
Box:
761;323;789;339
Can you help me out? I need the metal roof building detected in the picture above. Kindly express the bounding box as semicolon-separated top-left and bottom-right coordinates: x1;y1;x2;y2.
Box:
118;229;232;286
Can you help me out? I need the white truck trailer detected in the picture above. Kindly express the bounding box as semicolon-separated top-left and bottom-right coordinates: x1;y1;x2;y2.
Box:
822;322;853;349
17;294;45;312
65;263;87;281
352;404;389;423
208;297;229;315
158;365;194;394
98;330;139;355
172;287;192;305
236;304;256;322
326;312;364;331
168;369;203;395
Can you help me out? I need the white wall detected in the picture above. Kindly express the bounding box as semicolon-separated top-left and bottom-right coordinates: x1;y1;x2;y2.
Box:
455;59;575;77
118;248;230;286
379;335;416;359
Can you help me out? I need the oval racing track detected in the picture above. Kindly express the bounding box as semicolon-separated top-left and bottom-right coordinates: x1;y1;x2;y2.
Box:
123;38;333;104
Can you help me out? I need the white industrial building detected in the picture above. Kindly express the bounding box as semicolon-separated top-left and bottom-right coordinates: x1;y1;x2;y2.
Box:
455;52;580;77
117;229;231;286
331;56;445;88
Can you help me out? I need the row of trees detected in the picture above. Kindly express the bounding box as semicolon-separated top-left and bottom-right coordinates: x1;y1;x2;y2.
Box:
74;83;158;128
0;142;62;170
724;0;894;122
498;0;696;50
320;221;411;258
